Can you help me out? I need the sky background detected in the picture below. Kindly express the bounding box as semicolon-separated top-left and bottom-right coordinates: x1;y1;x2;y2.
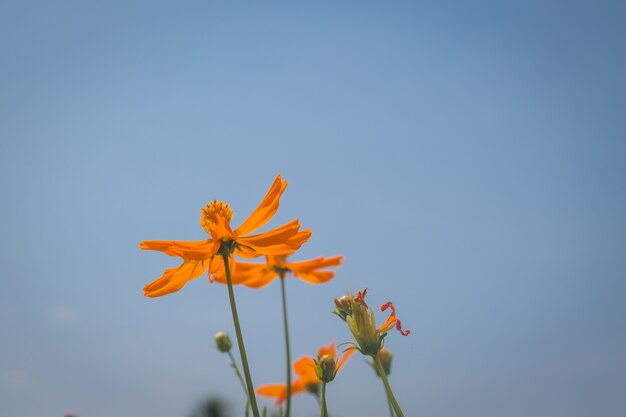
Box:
1;1;625;416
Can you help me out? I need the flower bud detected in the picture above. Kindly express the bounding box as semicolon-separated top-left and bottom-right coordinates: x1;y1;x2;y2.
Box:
315;354;337;383
375;348;393;377
347;302;380;355
332;295;352;321
214;332;232;353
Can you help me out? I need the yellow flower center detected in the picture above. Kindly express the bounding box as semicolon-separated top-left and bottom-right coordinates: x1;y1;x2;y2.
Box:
200;200;233;233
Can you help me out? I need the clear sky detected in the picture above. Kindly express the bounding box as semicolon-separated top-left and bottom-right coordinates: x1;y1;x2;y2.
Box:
1;1;625;416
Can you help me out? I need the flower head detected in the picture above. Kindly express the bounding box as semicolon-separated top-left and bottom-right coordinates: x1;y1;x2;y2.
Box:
214;332;233;353
140;175;311;297
334;289;410;355
219;254;343;288
256;341;353;405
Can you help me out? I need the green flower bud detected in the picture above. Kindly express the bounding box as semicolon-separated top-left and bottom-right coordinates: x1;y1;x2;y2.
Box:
316;354;338;383
214;332;232;353
346;300;381;355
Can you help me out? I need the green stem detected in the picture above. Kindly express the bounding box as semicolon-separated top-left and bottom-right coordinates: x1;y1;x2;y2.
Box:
320;382;328;417
385;388;395;417
279;275;292;417
222;253;261;417
373;354;405;417
227;350;249;399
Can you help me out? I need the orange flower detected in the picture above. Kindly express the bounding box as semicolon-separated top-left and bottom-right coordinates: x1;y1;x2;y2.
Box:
140;175;311;297
218;254;343;288
256;341;353;405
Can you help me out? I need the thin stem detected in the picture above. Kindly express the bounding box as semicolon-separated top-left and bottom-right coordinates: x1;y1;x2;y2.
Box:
373;354;405;417
320;382;328;417
279;275;292;417
227;350;249;398
222;253;261;417
385;388;395;417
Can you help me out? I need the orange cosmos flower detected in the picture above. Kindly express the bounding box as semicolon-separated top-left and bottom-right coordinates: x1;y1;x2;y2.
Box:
140;175;311;297
256;341;354;405
215;254;343;288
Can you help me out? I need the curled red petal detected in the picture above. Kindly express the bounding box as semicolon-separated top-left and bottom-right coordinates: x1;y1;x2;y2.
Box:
395;318;411;336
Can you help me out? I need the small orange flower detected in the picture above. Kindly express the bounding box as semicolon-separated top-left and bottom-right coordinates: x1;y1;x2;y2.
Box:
217;254;343;288
140;175;311;297
256;341;353;405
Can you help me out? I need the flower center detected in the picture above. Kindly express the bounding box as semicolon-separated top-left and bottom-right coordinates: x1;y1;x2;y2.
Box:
200;200;233;233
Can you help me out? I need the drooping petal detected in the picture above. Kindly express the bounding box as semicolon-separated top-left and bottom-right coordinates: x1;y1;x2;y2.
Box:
293;270;335;284
139;239;216;260
143;260;208;297
235;175;288;237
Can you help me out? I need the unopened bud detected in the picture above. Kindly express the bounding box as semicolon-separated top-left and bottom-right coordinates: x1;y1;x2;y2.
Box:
214;332;232;353
376;348;393;376
316;354;337;383
333;296;353;321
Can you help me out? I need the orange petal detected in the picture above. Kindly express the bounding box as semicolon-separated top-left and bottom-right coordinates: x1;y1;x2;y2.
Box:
317;341;336;359
336;347;355;372
256;384;287;405
139;239;216;261
293;356;318;382
237;219;300;247
286;255;343;273
143;260;208;297
239;269;278;288
235;175;288;237
208;254;237;283
293;270;335;284
238;229;312;257
376;302;397;333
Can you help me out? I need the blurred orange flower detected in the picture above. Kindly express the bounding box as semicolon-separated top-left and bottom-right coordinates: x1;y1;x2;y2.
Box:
256;341;353;405
218;254;343;288
140;175;311;297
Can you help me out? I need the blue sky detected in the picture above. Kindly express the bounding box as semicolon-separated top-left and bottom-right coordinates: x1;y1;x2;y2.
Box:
1;1;625;416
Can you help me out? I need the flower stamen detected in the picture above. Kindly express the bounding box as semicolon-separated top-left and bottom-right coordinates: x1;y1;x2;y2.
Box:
201;200;234;233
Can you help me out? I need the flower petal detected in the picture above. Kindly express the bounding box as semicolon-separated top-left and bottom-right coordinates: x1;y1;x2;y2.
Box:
143;260;208;297
237;219;300;247
293;270;335;284
235;175;288;237
286;255;343;273
293;356;318;382
256;384;288;405
238;268;277;288
317;341;336;359
139;239;216;261
237;229;312;257
336;347;355;372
